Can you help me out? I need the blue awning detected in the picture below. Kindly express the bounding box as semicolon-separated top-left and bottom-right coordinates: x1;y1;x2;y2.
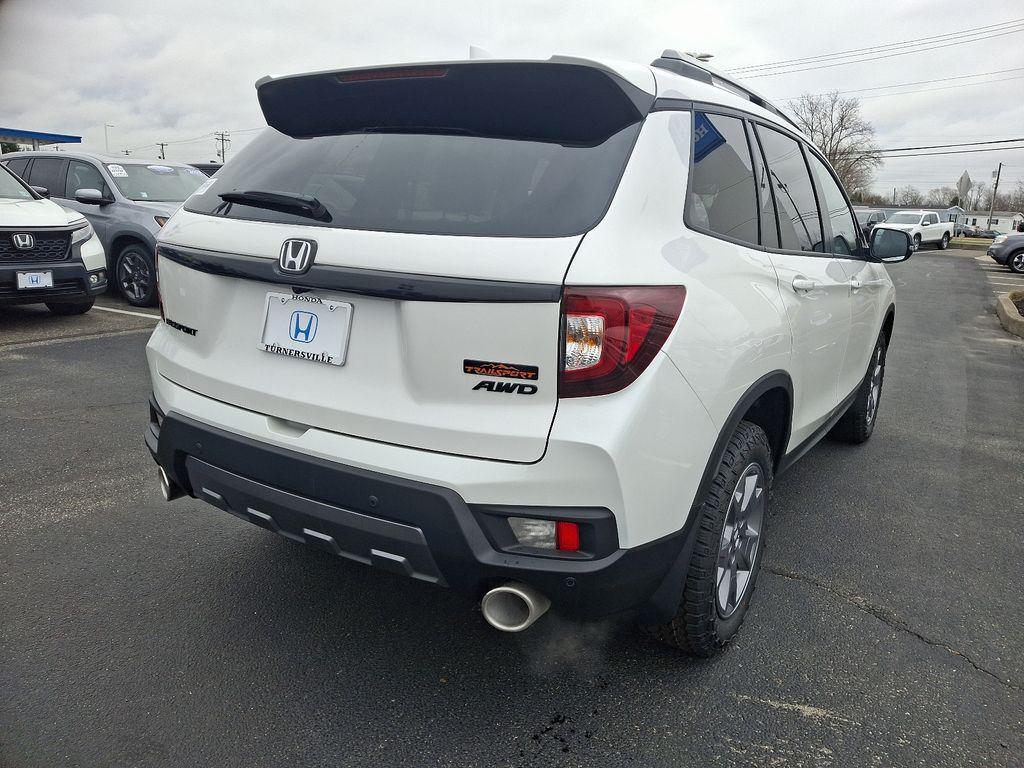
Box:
0;128;82;145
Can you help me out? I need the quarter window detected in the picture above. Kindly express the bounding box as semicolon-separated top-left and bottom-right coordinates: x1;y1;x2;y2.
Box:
807;152;859;256
755;126;824;253
686;112;759;246
4;157;29;178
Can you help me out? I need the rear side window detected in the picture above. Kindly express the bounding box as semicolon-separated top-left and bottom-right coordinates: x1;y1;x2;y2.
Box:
686;112;759;246
27;157;66;195
807;153;859;255
184;125;641;237
755;126;824;253
4;157;29;179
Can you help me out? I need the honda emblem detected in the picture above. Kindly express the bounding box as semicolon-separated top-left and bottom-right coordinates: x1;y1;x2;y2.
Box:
278;239;317;274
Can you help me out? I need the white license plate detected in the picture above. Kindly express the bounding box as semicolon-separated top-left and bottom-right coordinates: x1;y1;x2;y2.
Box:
17;271;54;289
259;292;352;367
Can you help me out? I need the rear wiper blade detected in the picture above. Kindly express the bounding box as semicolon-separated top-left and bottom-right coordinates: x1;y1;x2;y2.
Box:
218;190;330;221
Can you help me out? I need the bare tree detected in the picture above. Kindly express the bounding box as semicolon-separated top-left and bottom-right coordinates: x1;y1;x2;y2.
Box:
788;91;882;195
895;185;925;206
925;186;957;207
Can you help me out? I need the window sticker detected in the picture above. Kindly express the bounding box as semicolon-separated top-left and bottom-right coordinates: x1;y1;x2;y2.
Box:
186;168;205;176
107;164;128;178
147;165;175;174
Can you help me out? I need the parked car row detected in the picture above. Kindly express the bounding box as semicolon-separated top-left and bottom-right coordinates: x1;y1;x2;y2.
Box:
0;151;209;306
873;210;953;250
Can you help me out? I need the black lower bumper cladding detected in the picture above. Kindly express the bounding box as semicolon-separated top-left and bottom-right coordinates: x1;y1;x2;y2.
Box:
147;399;690;620
0;258;106;304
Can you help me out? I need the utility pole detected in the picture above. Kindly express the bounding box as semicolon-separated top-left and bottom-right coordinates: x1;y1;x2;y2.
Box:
986;162;1003;229
157;142;168;160
104;123;114;154
214;131;231;163
892;187;897;206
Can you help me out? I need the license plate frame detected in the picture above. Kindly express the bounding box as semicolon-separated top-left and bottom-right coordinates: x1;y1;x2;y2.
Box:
16;270;54;290
259;292;353;367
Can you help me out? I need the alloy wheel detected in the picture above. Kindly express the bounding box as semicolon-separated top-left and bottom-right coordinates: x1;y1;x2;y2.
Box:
865;345;884;426
1012;252;1024;273
118;252;151;303
716;463;766;618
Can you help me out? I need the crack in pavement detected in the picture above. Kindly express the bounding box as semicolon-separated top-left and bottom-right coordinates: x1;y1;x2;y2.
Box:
765;565;1022;692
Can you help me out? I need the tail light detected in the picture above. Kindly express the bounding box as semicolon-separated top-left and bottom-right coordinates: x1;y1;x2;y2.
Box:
559;286;685;398
155;246;165;322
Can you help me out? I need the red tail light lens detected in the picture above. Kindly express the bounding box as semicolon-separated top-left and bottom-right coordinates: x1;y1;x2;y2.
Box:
559;286;686;398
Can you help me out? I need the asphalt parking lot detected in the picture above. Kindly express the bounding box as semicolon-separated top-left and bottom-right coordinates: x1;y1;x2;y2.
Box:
2;250;1022;768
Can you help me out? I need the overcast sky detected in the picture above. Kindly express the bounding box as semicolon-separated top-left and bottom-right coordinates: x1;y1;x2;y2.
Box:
1;0;1022;198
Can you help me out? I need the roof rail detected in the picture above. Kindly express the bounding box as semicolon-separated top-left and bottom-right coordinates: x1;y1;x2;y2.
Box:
651;50;800;130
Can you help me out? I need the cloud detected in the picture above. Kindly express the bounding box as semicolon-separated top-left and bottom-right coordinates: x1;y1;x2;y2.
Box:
1;0;1021;192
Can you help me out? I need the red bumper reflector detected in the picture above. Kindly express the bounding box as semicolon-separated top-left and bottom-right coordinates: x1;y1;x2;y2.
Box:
555;521;580;552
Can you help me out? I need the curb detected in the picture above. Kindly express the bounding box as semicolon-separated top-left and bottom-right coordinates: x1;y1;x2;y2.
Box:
995;290;1024;339
950;238;992;252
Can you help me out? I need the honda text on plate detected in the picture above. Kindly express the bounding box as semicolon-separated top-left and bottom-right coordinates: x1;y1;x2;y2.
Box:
145;52;912;655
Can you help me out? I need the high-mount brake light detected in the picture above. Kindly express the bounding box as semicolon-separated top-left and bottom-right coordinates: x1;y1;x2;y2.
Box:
337;67;449;83
560;286;686;398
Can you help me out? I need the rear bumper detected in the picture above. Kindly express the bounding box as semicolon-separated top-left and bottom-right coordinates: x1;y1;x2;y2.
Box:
0;259;106;305
147;401;691;620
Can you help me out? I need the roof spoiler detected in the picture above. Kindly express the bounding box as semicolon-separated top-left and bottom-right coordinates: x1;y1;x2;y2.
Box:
256;59;655;146
651;50;800;130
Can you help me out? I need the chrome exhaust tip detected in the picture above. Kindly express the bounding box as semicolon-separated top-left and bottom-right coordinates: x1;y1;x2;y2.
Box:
481;582;551;632
158;467;184;502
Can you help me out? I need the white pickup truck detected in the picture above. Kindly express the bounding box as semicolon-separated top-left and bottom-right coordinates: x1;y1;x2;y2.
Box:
873;210;953;250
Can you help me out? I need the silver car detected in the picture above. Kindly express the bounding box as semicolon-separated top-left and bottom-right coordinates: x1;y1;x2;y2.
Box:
1;151;207;306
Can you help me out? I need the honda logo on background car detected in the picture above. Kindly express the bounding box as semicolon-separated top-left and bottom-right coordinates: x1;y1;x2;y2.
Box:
12;233;35;250
278;239;316;274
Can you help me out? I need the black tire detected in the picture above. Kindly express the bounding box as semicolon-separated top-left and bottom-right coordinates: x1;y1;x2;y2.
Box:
938;233;949;250
830;335;887;444
45;299;94;316
115;244;158;307
1009;250;1024;274
646;421;772;656
912;234;921;250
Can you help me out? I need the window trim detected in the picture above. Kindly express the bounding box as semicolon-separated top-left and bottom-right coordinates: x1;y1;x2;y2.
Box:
670;99;866;260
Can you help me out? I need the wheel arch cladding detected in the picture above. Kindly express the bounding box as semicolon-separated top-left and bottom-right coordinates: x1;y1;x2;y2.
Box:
637;371;792;624
881;305;895;348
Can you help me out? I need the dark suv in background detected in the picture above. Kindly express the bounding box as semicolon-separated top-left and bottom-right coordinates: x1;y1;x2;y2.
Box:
1;151;206;306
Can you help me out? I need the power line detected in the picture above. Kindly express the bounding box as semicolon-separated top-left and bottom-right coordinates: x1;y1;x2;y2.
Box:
882;146;1024;159
879;137;1024;153
775;67;1024;100
728;17;1024;72
741;26;1024;79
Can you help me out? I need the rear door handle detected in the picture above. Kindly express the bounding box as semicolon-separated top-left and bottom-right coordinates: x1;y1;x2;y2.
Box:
849;278;863;291
792;277;817;293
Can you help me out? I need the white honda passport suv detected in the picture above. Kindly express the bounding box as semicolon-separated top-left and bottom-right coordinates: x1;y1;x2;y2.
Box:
146;52;912;655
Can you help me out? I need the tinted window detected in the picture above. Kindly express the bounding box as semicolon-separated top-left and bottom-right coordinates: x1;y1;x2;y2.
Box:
65;160;109;199
686;112;759;246
807;152;859;255
185;125;640;237
755;126;823;252
749;130;779;248
27;157;65;194
4;157;29;179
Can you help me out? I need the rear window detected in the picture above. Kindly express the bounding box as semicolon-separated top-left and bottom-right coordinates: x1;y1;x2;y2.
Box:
184;126;640;237
886;213;921;224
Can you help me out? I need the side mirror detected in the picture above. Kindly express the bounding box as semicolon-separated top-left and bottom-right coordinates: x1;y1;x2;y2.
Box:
30;185;50;198
870;227;912;263
74;187;112;205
